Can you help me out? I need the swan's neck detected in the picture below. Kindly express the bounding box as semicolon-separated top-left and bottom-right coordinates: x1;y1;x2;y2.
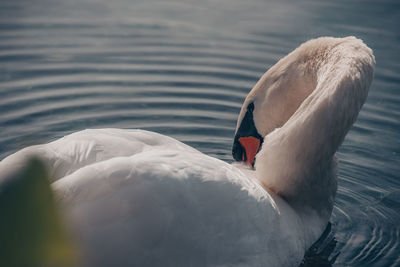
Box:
254;37;374;220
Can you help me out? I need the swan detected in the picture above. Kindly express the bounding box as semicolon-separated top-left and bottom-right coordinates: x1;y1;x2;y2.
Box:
0;36;374;267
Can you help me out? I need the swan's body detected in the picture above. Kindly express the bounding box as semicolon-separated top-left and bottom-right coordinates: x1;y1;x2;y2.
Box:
0;37;374;267
1;129;307;266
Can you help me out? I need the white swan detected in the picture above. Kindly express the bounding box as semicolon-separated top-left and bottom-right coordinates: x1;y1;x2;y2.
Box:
0;36;374;267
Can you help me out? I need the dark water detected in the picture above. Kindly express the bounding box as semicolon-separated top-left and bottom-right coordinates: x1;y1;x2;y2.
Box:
0;0;399;266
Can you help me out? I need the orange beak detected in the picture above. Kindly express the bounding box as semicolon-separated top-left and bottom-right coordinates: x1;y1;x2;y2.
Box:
238;136;260;166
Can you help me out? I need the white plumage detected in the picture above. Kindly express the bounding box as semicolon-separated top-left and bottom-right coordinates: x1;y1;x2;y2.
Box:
0;36;374;267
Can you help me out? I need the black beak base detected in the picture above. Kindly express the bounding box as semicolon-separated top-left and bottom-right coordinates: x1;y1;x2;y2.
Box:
232;138;244;162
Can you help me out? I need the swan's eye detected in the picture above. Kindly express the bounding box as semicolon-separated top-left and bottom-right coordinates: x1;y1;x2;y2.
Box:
247;102;255;112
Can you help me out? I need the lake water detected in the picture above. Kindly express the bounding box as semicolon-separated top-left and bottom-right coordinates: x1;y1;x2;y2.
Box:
0;0;399;266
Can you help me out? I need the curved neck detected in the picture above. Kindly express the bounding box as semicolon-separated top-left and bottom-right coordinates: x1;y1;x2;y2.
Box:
254;37;374;218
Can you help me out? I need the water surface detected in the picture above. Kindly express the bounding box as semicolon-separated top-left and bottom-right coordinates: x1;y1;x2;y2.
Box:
1;0;399;266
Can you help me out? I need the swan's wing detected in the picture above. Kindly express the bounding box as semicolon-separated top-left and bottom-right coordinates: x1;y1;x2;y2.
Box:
0;129;198;182
53;149;305;267
0;129;307;266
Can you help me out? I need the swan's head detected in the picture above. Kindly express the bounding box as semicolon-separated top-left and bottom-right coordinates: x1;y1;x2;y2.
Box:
232;36;375;169
232;51;315;166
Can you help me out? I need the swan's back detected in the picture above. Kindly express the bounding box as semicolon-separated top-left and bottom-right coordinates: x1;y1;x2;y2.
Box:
1;129;308;266
51;130;305;267
0;129;197;182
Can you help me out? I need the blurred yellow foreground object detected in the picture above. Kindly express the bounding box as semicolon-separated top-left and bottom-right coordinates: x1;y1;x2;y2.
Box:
0;157;78;267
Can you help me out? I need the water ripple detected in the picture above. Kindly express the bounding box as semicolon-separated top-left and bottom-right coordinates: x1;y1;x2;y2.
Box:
1;1;400;265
